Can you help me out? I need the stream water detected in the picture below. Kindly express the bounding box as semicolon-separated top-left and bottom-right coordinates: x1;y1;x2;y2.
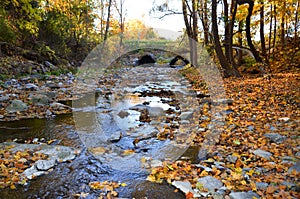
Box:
0;65;200;198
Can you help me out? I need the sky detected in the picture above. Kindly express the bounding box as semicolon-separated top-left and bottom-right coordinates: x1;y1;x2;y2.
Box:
124;0;185;38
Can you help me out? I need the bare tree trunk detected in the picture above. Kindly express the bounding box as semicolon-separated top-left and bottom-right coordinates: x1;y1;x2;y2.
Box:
294;0;299;47
237;21;243;66
229;0;237;68
223;0;230;62
191;0;198;64
280;2;286;47
113;0;126;46
272;4;277;59
238;0;263;63
182;0;198;64
260;0;267;60
203;0;209;45
198;0;209;45
212;0;240;77
269;4;273;58
104;0;112;41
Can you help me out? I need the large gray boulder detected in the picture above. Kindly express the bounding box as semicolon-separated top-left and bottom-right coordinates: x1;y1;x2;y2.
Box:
6;100;28;112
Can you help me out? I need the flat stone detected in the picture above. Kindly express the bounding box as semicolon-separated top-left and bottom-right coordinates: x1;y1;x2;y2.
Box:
288;161;300;174
198;128;206;132
212;98;234;105
195;164;212;172
25;83;39;91
6;100;28;112
150;159;163;167
36;159;56;171
147;106;165;117
118;110;130;118
179;120;190;124
38;146;77;162
229;191;260;199
129;104;147;111
226;155;238;163
278;117;290;122
133;181;185;199
30;94;50;106
264;133;286;144
180;111;193;120
281;181;296;190
256;182;269;189
109;131;122;142
253;149;272;160
197;176;223;192
22;165;45;180
172;181;201;197
0;95;10;102
50;102;70;110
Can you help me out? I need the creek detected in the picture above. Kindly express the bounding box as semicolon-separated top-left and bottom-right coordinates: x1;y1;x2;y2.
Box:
0;65;200;198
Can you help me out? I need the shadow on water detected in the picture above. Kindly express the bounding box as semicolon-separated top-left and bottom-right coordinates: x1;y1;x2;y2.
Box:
0;113;81;148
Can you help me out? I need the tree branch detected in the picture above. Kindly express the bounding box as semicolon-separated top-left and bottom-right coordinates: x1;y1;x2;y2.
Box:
158;10;183;19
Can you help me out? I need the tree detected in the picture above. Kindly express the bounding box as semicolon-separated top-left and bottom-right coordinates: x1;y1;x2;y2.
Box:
212;0;240;77
182;0;198;64
237;0;263;63
104;0;112;41
259;0;266;60
198;0;210;45
113;0;126;46
0;0;42;45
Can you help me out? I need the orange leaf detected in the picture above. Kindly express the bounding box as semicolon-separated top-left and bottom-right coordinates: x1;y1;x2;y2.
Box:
235;159;244;168
185;192;194;199
266;185;276;194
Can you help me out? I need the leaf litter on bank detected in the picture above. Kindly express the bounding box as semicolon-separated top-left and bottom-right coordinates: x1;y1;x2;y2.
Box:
147;71;300;198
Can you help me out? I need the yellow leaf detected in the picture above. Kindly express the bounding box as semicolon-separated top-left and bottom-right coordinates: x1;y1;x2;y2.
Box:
122;149;135;156
10;184;16;189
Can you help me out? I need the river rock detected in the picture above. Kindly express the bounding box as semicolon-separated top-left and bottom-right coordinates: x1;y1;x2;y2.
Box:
25;83;39;91
264;133;286;144
22;165;45;180
118;110;130;118
197;176;223;192
36;159;56;171
172;181;201;197
50;102;70;110
132;181;185;199
129;104;147;111
0;142;80;182
212;98;234;105
229;191;259;199
38;146;77;162
256;182;269;189
30;94;50;105
44;91;57;99
44;61;56;70
6;100;28;112
109;131;122;142
253;149;272;160
278;117;290;122
180;111;193;120
226;155;238;163
0;95;10;102
45;82;61;89
147;106;165;117
288;161;300;174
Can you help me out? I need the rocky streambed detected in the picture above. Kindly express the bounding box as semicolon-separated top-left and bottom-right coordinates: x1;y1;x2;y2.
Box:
0;64;198;198
1;64;299;199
